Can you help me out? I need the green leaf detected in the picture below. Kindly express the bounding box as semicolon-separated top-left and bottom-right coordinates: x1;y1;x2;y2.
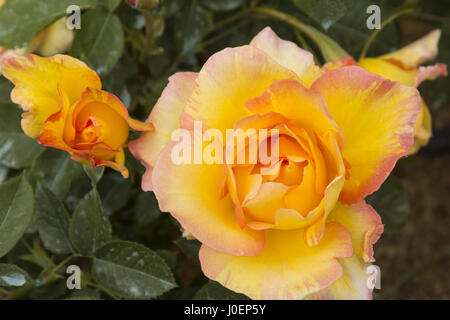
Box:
134;191;162;225
70;8;124;75
327;0;398;58
291;0;355;30
70;189;112;256
0;0;98;49
98;172;133;215
28;149;83;200
0;77;13;104
66;295;102;300
162;0;186;17
366;176;411;233
67;287;101;299
156;249;178;269
35;184;73;255
0;264;33;287
100;0;122;11
194;281;249;300
0;165;8;184
201;0;245;11
28;279;67;299
0;174;34;257
92;241;176;299
0;103;45;169
174;0;211;56
174;238;201;264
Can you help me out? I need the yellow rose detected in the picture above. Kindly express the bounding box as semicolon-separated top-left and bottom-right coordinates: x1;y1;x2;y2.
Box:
323;30;448;153
129;27;421;299
1;54;153;177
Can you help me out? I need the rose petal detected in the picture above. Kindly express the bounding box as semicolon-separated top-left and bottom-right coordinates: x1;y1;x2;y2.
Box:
199;222;353;300
250;27;315;83
1;54;101;137
327;201;383;263
312;66;421;204
182;45;298;133
305;257;373;300
379;29;442;68
128;72;197;191
152;133;265;257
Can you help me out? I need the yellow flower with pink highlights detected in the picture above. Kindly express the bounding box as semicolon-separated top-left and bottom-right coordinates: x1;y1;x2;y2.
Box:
129;27;422;299
1;54;153;177
323;30;448;154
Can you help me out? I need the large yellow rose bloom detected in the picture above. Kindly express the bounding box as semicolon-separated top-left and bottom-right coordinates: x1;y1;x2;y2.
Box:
130;27;422;299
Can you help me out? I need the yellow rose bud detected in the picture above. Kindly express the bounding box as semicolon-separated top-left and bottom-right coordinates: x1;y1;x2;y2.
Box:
33;17;74;57
1;54;153;177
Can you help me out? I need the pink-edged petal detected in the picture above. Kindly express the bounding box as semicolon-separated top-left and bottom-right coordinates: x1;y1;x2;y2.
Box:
128;72;197;191
305;201;383;300
245;79;343;146
380;29;442;68
322;56;356;71
311;66;421;204
152;134;265;257
328;201;383;263
182;45;298;133
305;257;373;300
250;27;316;83
199;222;353;300
415;63;448;87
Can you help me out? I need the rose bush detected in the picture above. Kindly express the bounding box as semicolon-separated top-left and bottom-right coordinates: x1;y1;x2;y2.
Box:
323;29;448;153
1;54;153;177
130;27;422;299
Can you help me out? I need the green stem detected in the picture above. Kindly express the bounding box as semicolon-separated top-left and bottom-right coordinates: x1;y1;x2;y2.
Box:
201;20;249;49
86;280;121;300
204;7;349;62
140;11;154;62
170;6;349;71
246;7;349;61
359;8;415;60
40;254;74;285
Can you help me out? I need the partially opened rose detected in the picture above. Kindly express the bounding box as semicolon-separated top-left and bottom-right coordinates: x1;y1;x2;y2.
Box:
323;30;448;153
130;27;421;299
1;54;153;177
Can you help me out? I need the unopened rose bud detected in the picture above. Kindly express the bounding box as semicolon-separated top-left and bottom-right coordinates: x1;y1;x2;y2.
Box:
126;0;160;10
32;17;74;57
